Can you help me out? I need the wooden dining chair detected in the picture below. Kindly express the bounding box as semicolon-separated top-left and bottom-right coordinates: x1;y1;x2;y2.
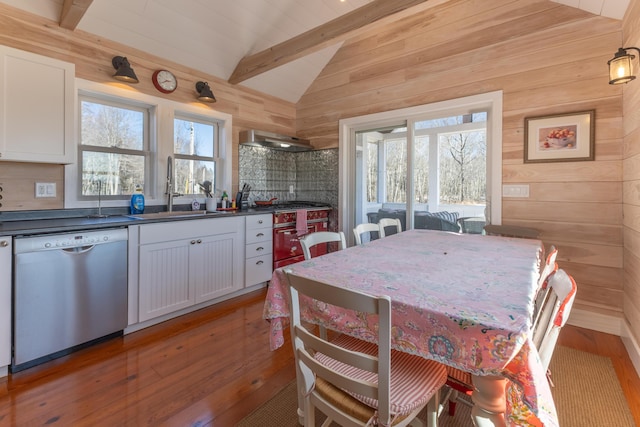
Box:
533;245;558;325
300;231;347;260
445;268;577;417
378;217;402;237
285;269;447;427
353;223;381;245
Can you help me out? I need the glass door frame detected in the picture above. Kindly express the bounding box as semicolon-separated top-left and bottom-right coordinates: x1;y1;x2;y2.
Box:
339;91;503;245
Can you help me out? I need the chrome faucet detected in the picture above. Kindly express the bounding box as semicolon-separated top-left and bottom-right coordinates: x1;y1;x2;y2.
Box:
165;155;182;212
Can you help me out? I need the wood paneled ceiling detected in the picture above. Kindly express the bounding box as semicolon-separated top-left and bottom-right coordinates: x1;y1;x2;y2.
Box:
0;0;630;103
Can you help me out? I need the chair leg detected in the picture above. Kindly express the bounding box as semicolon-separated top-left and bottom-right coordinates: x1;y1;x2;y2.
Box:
448;390;458;416
425;390;439;427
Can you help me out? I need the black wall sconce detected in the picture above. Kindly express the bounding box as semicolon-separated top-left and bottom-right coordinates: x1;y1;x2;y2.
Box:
608;47;640;85
195;81;216;103
112;56;139;83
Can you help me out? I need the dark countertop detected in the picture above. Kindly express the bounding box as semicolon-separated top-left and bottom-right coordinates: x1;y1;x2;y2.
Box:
0;207;272;237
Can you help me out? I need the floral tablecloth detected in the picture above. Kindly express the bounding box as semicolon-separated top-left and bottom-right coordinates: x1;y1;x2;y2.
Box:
263;229;558;427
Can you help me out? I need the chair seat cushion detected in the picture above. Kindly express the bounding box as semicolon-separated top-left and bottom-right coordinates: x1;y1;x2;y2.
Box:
314;334;447;418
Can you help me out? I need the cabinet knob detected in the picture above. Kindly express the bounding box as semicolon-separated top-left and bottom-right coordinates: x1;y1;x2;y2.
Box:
258;220;263;224
256;260;264;265
0;240;8;247
197;239;202;244
190;240;196;245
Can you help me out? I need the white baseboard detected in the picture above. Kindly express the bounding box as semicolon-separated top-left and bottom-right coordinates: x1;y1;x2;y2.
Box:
621;322;640;378
567;307;622;336
568;308;640;377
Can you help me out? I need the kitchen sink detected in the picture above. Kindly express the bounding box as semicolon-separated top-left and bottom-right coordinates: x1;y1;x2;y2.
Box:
126;210;221;220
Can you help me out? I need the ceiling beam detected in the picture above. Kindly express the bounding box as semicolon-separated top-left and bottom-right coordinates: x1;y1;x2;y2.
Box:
59;0;94;30
228;0;431;85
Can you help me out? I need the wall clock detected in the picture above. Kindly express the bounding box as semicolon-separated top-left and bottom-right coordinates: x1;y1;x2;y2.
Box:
152;69;177;93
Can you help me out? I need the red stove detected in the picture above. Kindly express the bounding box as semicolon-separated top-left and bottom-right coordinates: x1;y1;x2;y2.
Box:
269;202;332;269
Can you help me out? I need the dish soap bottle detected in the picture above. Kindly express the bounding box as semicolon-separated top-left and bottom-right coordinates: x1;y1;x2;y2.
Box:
130;184;145;214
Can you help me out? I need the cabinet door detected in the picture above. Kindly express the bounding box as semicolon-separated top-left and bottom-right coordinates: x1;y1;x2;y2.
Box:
191;233;242;303
0;236;11;369
138;239;193;322
0;45;75;164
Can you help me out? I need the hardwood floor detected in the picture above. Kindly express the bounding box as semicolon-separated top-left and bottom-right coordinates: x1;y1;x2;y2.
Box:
0;289;638;426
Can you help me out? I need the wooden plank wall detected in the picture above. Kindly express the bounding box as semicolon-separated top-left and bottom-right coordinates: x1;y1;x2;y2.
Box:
0;3;296;210
296;0;626;317
623;1;640;348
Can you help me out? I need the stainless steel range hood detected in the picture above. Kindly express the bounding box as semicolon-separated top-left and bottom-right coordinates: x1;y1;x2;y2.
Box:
239;129;313;152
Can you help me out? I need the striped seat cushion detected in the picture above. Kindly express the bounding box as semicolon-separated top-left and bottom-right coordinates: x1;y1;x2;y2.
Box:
314;334;447;418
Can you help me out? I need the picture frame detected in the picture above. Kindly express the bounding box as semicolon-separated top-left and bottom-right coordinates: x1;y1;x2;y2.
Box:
524;110;595;163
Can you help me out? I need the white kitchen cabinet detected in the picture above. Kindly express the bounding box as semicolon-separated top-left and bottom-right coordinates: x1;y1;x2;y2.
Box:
245;214;273;287
0;236;12;373
136;217;244;322
0;45;75;164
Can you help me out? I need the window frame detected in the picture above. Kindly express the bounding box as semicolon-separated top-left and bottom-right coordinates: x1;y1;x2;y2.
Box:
65;79;233;210
172;112;220;196
77;93;153;201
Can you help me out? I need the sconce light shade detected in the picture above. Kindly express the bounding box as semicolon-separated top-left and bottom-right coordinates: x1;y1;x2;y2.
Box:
196;81;216;103
608;47;640;85
112;56;139;83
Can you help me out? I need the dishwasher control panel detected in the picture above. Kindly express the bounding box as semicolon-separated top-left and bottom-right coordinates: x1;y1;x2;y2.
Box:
14;228;128;253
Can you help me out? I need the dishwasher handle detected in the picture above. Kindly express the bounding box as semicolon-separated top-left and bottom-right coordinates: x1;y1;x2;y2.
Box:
62;245;96;254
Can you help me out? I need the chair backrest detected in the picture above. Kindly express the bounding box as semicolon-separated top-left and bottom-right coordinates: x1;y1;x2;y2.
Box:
378;218;402;237
532;268;577;370
537;245;558;289
300;231;347;260
285;269;393;425
353;223;381;245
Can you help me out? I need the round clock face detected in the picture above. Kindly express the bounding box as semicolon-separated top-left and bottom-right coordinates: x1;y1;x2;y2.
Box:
152;70;177;93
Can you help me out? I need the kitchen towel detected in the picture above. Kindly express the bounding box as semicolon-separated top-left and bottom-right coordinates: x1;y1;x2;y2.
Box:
296;209;308;236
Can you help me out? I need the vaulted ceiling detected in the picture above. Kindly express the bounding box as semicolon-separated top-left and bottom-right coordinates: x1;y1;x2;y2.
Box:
0;0;630;103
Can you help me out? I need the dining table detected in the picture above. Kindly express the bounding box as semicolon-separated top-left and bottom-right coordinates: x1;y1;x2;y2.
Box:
263;229;558;427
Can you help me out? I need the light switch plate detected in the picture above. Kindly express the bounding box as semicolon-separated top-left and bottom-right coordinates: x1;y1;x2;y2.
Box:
35;182;56;198
503;184;529;198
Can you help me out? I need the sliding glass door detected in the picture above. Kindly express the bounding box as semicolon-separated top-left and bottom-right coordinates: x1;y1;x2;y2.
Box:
340;92;502;244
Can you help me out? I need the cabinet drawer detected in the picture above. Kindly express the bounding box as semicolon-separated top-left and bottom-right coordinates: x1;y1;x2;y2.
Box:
246;241;272;258
245;253;273;286
246;214;272;231
246;228;272;244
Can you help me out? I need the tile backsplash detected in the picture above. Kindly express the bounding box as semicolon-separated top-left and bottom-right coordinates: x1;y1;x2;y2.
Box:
238;146;339;208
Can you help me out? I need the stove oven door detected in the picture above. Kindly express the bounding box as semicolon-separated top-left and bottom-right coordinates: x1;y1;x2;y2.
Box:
273;225;315;269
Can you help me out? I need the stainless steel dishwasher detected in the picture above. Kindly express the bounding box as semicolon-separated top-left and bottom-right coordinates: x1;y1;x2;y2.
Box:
13;228;128;372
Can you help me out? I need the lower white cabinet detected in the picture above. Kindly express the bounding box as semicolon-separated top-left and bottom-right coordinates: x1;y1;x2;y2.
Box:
135;217;244;322
245;214;273;287
0;236;11;370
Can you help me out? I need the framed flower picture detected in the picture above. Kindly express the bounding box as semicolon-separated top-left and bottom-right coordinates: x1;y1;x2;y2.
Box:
524;110;595;163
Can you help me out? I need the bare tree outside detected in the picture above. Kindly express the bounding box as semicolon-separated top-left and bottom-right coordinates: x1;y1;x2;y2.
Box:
439;130;486;204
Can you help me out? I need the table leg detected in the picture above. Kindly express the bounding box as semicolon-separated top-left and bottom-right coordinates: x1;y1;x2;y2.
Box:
470;375;507;427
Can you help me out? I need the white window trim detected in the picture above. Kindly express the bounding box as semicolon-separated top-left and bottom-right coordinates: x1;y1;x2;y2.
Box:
339;91;503;241
65;79;232;209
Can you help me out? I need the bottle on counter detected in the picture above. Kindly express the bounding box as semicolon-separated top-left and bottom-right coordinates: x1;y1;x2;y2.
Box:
130;184;145;214
221;190;228;208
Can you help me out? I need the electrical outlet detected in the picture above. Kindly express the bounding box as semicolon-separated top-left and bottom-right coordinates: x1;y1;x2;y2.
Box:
289;185;294;194
35;182;56;198
502;184;529;198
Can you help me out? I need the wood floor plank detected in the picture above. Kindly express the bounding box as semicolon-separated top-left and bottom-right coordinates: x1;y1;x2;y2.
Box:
0;289;637;426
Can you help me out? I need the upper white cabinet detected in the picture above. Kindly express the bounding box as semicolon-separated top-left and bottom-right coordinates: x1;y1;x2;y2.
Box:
0;236;11;373
0;45;75;164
